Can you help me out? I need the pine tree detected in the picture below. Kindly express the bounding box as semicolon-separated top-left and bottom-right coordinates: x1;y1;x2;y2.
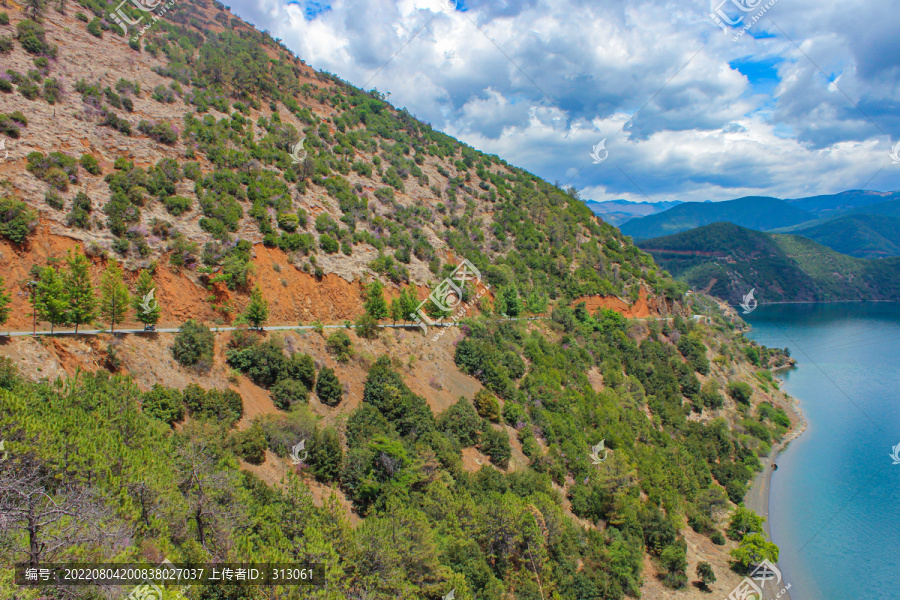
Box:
132;269;161;326
99;259;130;333
64;250;97;335
364;280;388;320
0;276;11;326
26;0;44;20
34;266;68;333
243;284;269;330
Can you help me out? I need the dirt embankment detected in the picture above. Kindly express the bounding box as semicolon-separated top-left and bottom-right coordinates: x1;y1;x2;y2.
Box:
571;287;674;319
0;227;371;330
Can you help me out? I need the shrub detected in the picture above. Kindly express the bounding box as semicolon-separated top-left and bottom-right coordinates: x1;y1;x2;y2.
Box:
310;426;343;481
315;367;343;406
231;424;267;464
16;20;54;56
172;320;215;368
18;81;40;100
473;389;501;421
80;154;101;175
75;12;88;22
65;191;92;229
44;190;63;210
9;111;27;126
0;12;9;25
319;233;339;253
0;79;12;93
87;18;103;38
727;381;753;405
0;36;12;55
43;78;62;104
141;384;185;425
182;383;243;425
0;197;37;243
354;313;379;339
270;377;309;410
164;195;192;215
326;330;353;363
26;151;78;190
480;426;511;468
437;398;482;446
0;114;21;138
138;120;177;145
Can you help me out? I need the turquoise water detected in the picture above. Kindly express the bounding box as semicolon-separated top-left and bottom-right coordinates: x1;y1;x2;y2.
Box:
744;303;900;600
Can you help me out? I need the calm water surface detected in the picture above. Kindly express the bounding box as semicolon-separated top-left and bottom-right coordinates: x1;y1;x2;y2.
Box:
744;303;900;600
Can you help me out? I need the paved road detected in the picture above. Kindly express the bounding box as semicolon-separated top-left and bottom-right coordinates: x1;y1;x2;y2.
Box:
0;317;550;337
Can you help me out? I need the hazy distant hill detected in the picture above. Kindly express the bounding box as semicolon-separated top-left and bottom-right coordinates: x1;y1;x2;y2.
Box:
791;214;900;258
639;222;900;304
583;199;681;226
784;190;900;217
620;197;814;240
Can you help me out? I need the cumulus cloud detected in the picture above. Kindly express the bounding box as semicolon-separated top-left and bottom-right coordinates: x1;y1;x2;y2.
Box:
229;0;900;202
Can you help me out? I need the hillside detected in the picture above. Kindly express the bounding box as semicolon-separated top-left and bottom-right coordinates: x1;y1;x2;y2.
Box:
639;222;900;304
620;197;813;240
790;214;900;258
0;2;796;600
784;189;900;217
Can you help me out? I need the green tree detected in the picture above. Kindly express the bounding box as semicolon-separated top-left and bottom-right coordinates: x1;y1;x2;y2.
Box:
364;280;388;320
172;320;215;368
727;507;765;540
25;0;44;21
310;426;342;481
34;265;68;333
132;269;161;326
243;285;269;330
392;285;420;323
727;381;753;405
473;389;501;421
315;367;342;406
730;533;779;571
141;384;184;424
498;285;521;317
325;330;353;362
99;259;130;333
696;561;716;590
64;249;96;334
354;313;379;339
0;276;11;326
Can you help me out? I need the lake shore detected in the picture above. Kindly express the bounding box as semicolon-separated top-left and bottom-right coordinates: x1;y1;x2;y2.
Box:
743;373;808;600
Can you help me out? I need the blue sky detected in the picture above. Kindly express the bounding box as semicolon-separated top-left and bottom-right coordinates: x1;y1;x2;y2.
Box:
228;0;900;203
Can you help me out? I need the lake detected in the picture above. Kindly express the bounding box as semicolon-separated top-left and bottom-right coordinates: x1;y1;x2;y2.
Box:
744;303;900;600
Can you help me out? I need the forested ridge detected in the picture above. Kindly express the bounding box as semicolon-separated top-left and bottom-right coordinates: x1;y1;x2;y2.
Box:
0;0;793;598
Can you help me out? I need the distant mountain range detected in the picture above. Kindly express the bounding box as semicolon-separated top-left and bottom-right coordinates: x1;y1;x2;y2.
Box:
583;199;681;226
618;190;900;259
638;222;900;305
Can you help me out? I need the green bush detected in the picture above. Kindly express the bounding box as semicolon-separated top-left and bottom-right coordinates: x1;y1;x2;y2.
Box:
319;233;339;253
18;81;39;100
270;377;309;410
480;426;511;468
0;197;37;243
0;79;12;93
326;330;353;363
473;389;501;421
310;426;343;481
172;320;215;369
0;12;9;25
727;381;753;405
182;383;243;425
26;151;79;190
80;154;101;175
315;367;343;406
138;120;178;145
141;384;185;425
44;190;63;210
437;398;482;446
164;195;192;215
87;18;103;38
0;36;13;55
231;424;267;464
16;20;54;56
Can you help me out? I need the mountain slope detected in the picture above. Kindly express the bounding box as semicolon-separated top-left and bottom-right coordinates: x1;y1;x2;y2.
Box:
639;222;900;304
790;214;900;258
620;197;814;240
0;3;797;599
784;190;900;216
